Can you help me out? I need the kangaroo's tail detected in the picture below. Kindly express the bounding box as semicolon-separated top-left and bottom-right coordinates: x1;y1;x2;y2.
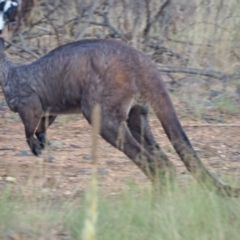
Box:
141;67;240;197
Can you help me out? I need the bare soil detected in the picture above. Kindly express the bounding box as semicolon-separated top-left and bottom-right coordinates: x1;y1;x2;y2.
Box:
1;96;240;199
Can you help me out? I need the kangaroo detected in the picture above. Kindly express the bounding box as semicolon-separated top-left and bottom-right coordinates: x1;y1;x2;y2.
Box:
0;37;239;196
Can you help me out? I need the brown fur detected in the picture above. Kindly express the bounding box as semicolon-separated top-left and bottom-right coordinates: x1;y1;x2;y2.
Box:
0;37;239;196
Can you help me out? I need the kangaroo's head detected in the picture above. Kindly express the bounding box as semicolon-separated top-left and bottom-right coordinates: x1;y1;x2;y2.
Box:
0;0;19;34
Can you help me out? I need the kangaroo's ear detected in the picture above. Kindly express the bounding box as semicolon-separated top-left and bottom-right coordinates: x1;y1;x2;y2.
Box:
0;37;5;52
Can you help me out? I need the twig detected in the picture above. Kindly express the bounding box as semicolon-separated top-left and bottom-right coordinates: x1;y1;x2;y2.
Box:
157;66;240;81
27;3;62;32
143;0;172;37
146;42;188;61
183;124;240;127
167;38;213;47
94;6;122;38
22;32;52;40
143;0;151;37
84;20;120;38
44;5;61;46
76;0;97;41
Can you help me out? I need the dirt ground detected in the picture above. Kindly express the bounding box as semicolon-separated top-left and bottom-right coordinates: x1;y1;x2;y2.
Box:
1;92;240;199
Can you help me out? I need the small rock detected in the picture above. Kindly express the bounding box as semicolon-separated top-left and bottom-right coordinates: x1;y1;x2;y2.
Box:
0;145;14;150
106;160;115;165
63;172;77;177
44;156;55;163
49;141;62;149
209;90;220;98
202;100;214;107
79;168;91;174
16;150;30;156
70;144;80;148
168;87;176;93
98;168;107;175
78;168;107;175
79;168;86;174
83;155;92;160
5;177;16;183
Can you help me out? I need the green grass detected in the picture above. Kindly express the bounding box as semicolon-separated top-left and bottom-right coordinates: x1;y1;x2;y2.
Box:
0;192;66;239
213;95;240;115
67;182;240;240
1;180;240;239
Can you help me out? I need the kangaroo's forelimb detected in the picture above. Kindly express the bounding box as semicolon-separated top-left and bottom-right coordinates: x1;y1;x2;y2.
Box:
17;94;43;156
35;115;57;148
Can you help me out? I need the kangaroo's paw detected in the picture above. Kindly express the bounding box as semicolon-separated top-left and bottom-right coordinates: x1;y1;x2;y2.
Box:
28;138;42;156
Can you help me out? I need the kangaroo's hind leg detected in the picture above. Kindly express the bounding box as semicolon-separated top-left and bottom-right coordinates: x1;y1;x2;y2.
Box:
127;104;176;177
81;100;174;183
127;104;159;153
35;115;57;149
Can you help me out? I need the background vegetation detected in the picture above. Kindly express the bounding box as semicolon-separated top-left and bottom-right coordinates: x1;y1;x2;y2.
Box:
5;0;240;117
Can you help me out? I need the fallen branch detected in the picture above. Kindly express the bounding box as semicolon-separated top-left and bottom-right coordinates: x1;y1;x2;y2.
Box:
183;124;240;127
157;66;240;81
167;38;213;47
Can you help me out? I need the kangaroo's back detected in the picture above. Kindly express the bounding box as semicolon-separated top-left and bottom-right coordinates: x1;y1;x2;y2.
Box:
26;39;149;112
